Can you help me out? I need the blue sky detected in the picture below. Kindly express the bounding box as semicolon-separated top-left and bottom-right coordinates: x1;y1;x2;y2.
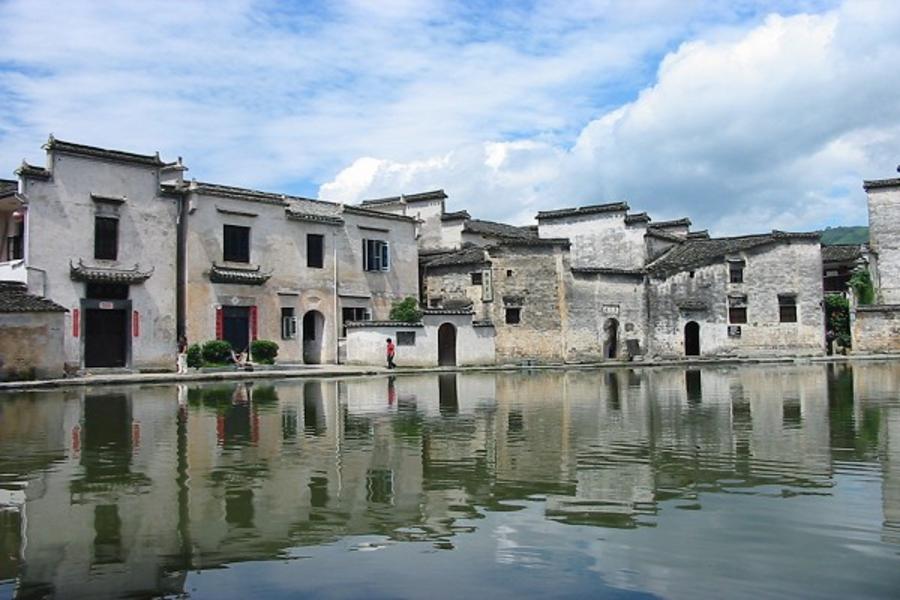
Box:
1;0;897;234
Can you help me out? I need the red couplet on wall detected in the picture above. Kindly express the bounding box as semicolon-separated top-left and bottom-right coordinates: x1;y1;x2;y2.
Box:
72;308;80;337
249;306;258;341
215;306;223;340
132;310;140;337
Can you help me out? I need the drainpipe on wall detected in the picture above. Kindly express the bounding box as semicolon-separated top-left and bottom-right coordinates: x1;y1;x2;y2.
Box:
333;228;340;364
175;190;188;339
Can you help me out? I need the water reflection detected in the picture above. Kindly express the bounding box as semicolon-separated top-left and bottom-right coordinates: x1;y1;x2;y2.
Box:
0;363;898;598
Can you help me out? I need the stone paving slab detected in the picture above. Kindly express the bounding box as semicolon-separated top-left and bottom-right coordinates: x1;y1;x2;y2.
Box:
1;353;899;392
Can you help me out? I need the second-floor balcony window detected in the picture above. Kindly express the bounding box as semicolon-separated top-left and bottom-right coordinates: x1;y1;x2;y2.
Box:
94;216;118;260
223;224;250;263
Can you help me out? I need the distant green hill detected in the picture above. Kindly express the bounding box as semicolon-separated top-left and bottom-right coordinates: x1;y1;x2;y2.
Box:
820;226;868;245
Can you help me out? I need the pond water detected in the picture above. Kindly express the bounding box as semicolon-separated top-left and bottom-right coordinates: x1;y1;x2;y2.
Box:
1;362;899;599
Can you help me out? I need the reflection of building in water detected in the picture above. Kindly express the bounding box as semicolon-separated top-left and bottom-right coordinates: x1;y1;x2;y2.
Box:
3;363;899;596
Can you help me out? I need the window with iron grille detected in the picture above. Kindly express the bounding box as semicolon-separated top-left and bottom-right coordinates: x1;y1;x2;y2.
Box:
341;306;370;337
471;272;482;285
396;331;416;346
94;216;118;260
778;294;797;323
281;307;297;339
223;225;250;263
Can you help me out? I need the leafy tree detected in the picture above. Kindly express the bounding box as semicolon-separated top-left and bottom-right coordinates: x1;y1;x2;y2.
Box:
849;269;875;305
825;295;851;350
389;296;422;323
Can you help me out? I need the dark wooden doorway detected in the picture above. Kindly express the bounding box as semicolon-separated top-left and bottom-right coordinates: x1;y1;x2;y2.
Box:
603;318;619;359
84;309;128;368
684;321;700;356
303;310;324;364
438;323;456;366
223;306;250;353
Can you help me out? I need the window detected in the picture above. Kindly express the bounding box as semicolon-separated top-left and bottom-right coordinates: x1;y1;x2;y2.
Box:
341;306;370;336
505;307;521;324
778;294;797;323
471;272;483;285
363;239;390;272
223;225;250;263
94;216;118;260
307;234;324;268
429;297;441;308
728;295;747;324
729;260;745;284
6;219;23;260
506;269;513;277
396;331;416;346
281;307;297;339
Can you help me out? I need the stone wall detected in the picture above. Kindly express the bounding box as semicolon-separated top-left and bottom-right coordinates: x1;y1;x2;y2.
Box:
423;263;489;317
0;311;65;379
852;305;900;353
486;244;569;363
565;273;647;361
648;240;824;357
866;185;900;303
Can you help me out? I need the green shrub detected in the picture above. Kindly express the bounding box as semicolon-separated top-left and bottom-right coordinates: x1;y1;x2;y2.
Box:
186;343;203;369
201;339;233;364
389;296;422;323
250;339;279;364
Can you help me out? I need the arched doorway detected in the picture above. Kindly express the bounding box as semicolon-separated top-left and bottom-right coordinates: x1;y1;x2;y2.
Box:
438;323;456;366
603;318;619;359
684;321;700;356
303;310;325;364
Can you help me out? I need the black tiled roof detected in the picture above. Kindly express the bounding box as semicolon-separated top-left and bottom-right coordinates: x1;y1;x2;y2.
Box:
686;230;710;239
342;204;416;223
423;246;487;268
15;161;50;180
571;267;645;278
822;244;865;263
0;282;66;313
645;227;685;242
285;208;344;226
863;178;900;191
652;218;691;229
625;212;650;224
70;260;154;284
0;179;17;196
441;210;471;221
647;231;820;277
194;182;292;206
345;320;425;328
360;189;447;206
492;237;570;248
209;264;272;285
46;136;164;166
423;307;475;315
464;219;536;240
536;202;629;220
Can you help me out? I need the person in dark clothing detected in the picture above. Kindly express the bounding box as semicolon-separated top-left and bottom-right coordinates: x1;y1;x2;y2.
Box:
386;338;396;369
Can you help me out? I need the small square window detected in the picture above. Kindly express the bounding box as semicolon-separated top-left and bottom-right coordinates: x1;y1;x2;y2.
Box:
505;307;521;324
778;294;797;323
471;272;483;285
396;331;416;346
429;297;441;308
506;269;513;277
728;295;747;324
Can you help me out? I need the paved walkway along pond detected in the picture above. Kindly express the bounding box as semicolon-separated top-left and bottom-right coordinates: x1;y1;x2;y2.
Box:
1;362;899;598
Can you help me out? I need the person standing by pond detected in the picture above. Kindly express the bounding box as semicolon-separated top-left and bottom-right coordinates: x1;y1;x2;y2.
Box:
386;337;396;369
176;335;188;374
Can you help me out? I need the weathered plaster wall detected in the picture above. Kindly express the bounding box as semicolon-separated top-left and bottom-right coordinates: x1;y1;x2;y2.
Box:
867;186;900;303
852;306;900;353
537;212;646;269
0;311;65;379
565;273;647;361
23;152;178;370
423;263;489;317
345;316;495;366
440;220;465;249
648;241;824;357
